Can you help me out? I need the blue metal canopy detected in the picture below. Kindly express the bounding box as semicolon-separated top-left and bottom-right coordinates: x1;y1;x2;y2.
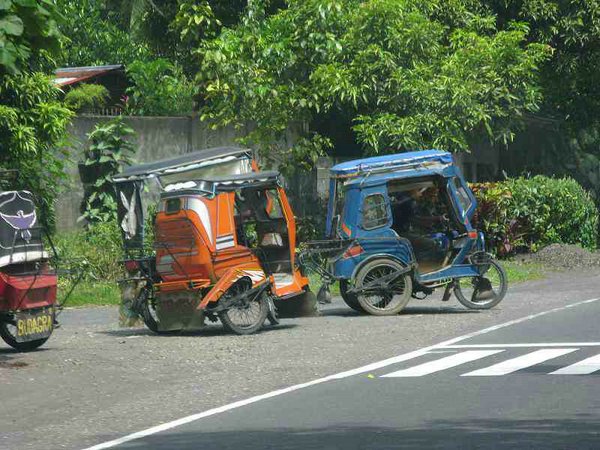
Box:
330;150;453;178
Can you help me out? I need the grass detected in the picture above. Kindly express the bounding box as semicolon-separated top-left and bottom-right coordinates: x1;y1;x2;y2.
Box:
61;281;120;307
502;260;545;284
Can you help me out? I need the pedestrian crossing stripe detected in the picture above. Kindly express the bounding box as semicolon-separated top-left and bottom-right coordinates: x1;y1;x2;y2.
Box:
380;348;600;377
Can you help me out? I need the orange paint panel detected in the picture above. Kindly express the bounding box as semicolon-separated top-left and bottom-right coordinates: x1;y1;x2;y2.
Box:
277;187;297;266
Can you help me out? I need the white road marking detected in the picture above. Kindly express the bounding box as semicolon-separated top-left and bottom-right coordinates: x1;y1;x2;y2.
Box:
81;296;600;450
443;343;600;348
550;353;600;375
462;348;578;376
381;350;503;377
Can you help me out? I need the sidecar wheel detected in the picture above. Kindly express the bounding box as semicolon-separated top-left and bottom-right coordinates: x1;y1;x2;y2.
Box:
454;259;507;310
354;259;412;316
0;322;49;352
219;278;269;335
339;280;365;313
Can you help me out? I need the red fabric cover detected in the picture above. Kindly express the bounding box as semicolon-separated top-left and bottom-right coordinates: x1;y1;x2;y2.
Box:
0;273;57;311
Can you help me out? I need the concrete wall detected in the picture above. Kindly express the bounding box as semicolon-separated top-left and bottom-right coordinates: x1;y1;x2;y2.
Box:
56;115;252;231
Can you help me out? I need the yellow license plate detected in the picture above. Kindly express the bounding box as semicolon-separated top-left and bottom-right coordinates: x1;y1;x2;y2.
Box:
15;309;54;343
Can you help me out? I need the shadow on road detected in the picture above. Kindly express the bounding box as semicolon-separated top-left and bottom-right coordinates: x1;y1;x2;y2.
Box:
99;323;298;338
104;416;600;449
319;305;480;317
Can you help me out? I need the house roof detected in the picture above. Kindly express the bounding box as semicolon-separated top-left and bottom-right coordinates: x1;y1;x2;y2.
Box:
330;150;453;178
53;64;124;87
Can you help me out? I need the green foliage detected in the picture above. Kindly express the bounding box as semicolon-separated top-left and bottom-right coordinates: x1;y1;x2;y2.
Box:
53;220;123;282
484;0;600;133
0;0;62;74
472;176;599;256
198;0;550;171
64;83;110;112
80;117;136;224
0;72;73;229
125;58;195;116
55;0;152;67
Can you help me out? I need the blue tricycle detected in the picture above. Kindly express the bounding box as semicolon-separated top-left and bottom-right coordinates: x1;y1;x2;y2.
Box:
300;150;508;315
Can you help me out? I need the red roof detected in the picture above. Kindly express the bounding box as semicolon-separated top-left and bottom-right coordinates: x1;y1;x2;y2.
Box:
53;64;124;87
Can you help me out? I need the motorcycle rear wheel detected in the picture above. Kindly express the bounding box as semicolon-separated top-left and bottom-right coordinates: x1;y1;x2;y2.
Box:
219;279;268;335
0;321;49;352
355;259;413;316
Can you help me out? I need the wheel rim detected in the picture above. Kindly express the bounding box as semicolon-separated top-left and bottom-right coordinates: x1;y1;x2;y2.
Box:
457;263;503;306
357;265;407;312
225;281;263;330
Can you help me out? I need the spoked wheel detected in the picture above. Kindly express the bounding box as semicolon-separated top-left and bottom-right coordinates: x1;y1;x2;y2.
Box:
354;259;413;316
0;320;49;351
454;258;507;310
218;278;268;335
339;280;365;313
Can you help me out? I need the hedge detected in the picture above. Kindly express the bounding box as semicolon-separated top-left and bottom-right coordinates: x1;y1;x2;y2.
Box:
471;176;598;256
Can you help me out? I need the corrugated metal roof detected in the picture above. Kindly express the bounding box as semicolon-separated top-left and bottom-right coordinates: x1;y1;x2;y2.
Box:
53;64;124;86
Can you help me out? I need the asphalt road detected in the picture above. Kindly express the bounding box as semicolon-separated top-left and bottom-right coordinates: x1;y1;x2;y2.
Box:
2;269;600;450
104;295;600;450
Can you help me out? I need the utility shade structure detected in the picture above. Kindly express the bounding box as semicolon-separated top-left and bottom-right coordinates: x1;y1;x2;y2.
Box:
113;147;255;252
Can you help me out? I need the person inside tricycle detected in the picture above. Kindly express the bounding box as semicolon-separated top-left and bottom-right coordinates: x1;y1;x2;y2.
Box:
302;150;507;315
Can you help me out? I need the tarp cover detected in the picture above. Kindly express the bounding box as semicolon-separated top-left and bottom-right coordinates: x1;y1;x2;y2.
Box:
114;147;253;181
0;191;45;268
115;181;145;251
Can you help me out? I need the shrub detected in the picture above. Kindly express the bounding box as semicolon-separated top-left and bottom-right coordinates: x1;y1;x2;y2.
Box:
53;220;123;283
472;176;598;256
79;117;136;224
64;84;110;112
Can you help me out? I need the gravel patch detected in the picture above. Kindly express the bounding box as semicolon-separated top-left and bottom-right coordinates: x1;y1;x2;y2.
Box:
523;243;600;270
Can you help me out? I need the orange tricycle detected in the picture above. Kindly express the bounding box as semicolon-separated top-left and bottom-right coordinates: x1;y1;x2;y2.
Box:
113;147;312;335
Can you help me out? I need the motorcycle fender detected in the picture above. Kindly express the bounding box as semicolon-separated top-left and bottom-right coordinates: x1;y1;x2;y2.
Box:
198;263;267;310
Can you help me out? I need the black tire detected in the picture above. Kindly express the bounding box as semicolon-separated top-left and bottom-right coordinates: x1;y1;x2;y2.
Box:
267;297;280;325
339;280;366;313
137;287;160;333
0;321;49;352
218;278;269;335
454;258;507;310
354;259;413;316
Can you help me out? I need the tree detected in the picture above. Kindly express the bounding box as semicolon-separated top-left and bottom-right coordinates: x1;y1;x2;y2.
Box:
484;0;600;133
197;0;549;172
54;0;152;67
0;0;62;74
0;73;73;228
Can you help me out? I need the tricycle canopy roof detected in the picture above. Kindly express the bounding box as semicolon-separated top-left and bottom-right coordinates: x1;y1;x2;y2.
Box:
330;150;453;180
113;146;253;183
161;171;281;197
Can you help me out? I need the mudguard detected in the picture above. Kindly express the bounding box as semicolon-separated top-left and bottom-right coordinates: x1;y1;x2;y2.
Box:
198;262;268;309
